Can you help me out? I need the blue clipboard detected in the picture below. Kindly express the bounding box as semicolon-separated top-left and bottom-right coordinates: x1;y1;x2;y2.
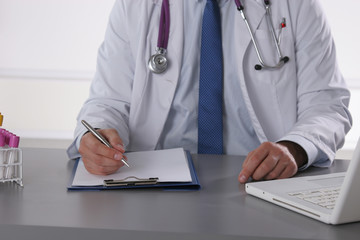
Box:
67;151;201;191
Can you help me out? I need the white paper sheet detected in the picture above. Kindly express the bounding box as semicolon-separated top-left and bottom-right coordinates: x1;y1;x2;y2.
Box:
72;148;192;186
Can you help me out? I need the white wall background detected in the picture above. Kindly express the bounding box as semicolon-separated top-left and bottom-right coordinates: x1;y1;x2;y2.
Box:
0;0;115;143
0;0;358;152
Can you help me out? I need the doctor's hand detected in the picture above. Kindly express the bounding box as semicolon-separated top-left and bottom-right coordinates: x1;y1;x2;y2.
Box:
238;141;308;183
79;128;127;175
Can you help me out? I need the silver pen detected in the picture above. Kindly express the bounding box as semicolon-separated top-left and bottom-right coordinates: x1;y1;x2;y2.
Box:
81;120;130;168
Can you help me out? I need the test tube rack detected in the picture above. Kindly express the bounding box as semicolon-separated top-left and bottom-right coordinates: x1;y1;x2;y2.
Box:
0;114;23;187
0;148;23;187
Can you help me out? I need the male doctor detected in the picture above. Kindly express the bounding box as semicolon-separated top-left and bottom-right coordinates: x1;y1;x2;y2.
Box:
67;0;352;183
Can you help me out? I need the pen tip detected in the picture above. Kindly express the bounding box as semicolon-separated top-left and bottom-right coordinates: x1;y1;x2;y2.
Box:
123;160;130;168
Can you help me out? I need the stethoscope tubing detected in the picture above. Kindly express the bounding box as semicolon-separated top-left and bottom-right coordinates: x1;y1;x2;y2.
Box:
235;0;289;70
265;5;282;59
149;0;289;73
157;0;170;50
148;0;170;74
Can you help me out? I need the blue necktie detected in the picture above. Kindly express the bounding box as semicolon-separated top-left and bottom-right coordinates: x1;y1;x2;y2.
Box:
198;0;223;154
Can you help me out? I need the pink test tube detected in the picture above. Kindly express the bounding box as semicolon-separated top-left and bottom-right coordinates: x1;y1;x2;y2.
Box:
5;135;20;179
0;133;5;179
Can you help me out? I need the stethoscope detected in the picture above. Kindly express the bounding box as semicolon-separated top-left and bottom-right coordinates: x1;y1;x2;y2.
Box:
234;0;289;70
148;0;289;73
148;0;170;73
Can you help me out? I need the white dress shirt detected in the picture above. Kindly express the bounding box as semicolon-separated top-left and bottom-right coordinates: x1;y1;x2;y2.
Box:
157;0;261;155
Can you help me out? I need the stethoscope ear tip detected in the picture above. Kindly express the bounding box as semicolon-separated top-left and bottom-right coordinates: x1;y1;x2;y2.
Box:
282;56;290;63
254;56;289;71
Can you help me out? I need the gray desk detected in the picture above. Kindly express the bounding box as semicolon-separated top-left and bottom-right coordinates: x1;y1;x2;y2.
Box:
0;148;359;240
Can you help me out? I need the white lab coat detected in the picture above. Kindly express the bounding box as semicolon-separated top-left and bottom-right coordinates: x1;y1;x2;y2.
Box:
68;0;352;165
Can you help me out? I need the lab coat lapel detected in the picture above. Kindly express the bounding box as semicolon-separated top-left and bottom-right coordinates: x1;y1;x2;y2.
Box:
152;0;184;137
236;0;266;58
131;0;183;151
235;0;268;142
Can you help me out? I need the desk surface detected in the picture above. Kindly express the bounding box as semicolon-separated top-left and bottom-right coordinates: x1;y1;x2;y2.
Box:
0;148;358;240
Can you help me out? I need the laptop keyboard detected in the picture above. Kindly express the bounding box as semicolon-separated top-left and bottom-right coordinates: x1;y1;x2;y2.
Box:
288;187;341;210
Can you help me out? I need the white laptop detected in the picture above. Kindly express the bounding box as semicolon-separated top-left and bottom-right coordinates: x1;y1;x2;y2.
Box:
245;138;360;225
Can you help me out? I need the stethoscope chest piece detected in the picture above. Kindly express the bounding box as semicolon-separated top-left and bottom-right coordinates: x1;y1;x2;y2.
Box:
148;48;168;74
149;0;170;74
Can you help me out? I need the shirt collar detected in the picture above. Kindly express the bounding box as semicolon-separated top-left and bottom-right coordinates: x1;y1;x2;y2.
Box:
196;0;230;3
196;0;264;5
153;0;231;7
197;0;231;7
196;0;230;1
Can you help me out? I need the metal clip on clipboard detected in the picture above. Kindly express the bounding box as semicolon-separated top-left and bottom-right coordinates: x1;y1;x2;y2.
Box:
104;176;159;187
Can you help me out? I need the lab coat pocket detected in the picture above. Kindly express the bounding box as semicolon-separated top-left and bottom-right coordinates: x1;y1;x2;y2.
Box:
245;27;294;86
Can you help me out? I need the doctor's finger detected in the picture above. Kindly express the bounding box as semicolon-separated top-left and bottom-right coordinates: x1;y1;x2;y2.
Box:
98;129;125;152
263;160;287;180
79;131;106;155
242;149;256;169
81;133;125;161
80;150;124;176
262;150;298;180
252;142;295;180
238;144;271;183
277;162;298;179
251;153;281;180
81;146;123;167
82;156;121;175
243;143;270;168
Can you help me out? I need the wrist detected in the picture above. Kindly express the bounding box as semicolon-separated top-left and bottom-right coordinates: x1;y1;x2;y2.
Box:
278;141;308;168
